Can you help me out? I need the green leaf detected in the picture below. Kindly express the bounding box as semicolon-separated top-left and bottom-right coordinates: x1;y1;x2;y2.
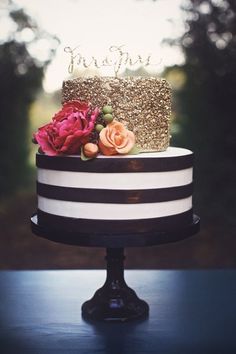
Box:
128;145;141;155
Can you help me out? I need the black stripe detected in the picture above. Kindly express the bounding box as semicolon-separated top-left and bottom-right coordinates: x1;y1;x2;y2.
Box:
36;152;193;172
37;209;193;234
37;182;193;204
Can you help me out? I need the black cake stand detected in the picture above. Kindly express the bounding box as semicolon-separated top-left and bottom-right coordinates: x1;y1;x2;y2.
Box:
31;213;200;322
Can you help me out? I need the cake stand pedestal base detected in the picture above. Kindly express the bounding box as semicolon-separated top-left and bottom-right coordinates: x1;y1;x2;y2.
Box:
31;213;200;322
82;248;149;322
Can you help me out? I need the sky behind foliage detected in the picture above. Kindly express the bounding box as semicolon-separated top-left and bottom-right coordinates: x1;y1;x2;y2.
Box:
6;0;185;91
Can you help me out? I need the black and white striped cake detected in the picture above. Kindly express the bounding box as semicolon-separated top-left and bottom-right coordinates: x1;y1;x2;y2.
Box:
36;147;194;234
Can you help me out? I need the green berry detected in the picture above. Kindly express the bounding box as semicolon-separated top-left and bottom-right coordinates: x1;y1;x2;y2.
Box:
103;113;113;123
102;105;113;114
95;124;104;132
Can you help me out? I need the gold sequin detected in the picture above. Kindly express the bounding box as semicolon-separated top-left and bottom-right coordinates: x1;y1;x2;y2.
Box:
62;77;171;151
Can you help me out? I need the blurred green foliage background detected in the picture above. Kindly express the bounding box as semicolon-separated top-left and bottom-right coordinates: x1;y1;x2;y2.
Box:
0;0;235;269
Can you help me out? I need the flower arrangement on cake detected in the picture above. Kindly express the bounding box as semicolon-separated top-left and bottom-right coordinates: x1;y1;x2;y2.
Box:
33;100;138;160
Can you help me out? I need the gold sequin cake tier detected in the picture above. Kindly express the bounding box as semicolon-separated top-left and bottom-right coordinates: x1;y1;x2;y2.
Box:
62;77;171;151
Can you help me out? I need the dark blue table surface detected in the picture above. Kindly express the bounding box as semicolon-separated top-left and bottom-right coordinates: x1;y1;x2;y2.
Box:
0;270;236;354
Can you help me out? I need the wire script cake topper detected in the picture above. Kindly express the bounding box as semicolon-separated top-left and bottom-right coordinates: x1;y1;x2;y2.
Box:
64;45;160;77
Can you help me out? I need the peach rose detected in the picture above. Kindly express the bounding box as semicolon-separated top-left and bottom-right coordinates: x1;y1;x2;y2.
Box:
98;121;135;155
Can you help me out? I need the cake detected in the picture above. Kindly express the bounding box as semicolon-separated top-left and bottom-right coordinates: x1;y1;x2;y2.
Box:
34;76;194;235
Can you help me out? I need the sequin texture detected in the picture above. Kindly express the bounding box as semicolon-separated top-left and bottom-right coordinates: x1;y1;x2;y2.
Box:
62;77;171;151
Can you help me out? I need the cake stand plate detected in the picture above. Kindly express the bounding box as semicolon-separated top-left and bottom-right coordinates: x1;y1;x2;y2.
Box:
31;214;200;248
31;214;200;322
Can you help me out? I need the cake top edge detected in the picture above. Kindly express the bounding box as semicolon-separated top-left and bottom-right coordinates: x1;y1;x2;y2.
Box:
63;76;170;85
36;147;193;159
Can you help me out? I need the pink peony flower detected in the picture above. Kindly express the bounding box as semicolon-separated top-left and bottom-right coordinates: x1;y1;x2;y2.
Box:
34;101;99;156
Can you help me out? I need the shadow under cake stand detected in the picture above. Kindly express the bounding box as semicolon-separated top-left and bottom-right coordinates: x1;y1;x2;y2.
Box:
31;213;200;322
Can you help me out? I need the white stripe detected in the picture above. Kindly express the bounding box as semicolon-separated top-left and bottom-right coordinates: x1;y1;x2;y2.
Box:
37;168;193;190
38;196;192;220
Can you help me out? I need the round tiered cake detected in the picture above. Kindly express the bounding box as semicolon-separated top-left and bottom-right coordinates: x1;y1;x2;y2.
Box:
34;76;194;235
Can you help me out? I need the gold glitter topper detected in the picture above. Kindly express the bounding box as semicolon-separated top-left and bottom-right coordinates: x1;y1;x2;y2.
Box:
64;45;160;77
